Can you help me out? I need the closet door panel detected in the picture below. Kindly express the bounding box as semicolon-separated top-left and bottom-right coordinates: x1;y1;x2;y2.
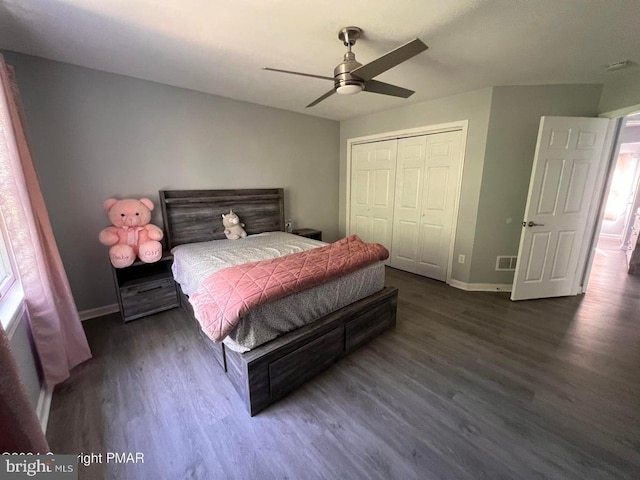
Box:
373;169;393;207
391;136;427;271
415;131;463;281
350;149;372;242
353;214;371;242
372;217;391;247
399;168;421;208
394;222;418;262
371;144;397;253
418;223;444;269
349;140;397;255
423;166;449;211
353;170;371;206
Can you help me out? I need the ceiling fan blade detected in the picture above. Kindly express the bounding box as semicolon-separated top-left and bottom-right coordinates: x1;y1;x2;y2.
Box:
263;67;334;81
350;38;428;82
306;89;336;108
364;79;415;98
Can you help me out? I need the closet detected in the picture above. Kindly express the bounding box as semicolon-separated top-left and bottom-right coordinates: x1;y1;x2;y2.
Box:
349;129;463;282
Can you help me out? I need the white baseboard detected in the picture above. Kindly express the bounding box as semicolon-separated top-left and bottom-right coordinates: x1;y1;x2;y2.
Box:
79;303;119;321
449;280;512;292
36;386;53;433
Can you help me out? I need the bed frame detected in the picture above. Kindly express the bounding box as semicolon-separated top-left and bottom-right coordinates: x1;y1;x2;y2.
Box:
160;188;398;415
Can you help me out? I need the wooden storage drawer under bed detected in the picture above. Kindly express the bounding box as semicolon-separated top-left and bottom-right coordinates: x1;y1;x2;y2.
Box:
189;286;399;415
269;326;344;399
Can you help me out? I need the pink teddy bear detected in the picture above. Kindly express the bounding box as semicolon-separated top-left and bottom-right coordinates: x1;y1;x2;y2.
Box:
98;198;163;268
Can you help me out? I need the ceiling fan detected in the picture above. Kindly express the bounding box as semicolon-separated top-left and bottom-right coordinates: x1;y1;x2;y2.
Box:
263;27;428;108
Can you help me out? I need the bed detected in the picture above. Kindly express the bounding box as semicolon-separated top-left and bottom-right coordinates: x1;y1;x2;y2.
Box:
160;188;398;415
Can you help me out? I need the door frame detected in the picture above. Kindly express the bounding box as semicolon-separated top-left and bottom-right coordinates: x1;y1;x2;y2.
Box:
579;110;640;293
571;102;640;293
346;120;469;284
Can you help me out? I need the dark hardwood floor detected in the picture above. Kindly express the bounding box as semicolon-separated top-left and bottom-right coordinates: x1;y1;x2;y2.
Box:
48;240;640;479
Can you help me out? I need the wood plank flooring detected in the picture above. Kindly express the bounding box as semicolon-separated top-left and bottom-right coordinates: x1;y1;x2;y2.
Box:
47;241;640;479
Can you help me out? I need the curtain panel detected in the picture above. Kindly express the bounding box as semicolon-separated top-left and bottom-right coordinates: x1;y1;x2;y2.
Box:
0;54;91;387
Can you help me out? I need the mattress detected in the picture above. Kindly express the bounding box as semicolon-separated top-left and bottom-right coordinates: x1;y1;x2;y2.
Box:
172;232;385;352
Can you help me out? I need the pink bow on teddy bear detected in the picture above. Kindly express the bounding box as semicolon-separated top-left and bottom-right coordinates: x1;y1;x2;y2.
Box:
98;198;163;268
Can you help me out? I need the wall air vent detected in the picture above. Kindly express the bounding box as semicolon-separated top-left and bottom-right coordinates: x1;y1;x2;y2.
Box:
496;256;517;271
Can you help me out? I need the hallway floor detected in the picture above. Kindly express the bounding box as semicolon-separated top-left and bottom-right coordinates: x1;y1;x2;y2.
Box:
590;235;637;296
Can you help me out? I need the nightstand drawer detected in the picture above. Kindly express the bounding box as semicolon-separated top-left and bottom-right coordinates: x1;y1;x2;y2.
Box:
121;277;178;321
291;228;322;241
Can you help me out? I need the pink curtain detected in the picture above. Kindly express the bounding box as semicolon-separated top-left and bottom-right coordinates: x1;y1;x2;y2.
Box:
0;54;91;387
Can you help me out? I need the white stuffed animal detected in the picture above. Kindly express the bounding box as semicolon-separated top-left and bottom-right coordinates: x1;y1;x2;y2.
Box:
222;210;247;240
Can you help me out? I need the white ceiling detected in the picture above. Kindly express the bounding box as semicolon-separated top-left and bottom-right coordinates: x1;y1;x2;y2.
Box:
0;0;639;121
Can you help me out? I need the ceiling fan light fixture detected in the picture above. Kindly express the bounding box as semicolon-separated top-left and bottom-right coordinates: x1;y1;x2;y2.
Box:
263;26;428;107
336;83;363;95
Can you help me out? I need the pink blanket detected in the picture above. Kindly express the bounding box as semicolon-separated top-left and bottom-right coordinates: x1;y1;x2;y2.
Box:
189;235;389;342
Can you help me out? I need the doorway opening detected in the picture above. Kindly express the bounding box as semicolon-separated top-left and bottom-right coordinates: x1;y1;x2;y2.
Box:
589;111;640;287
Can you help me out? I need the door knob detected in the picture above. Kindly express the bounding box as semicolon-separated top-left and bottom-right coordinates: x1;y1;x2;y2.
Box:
522;221;545;227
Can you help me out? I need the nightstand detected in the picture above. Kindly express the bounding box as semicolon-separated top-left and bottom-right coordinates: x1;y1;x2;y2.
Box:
111;252;179;323
291;228;322;241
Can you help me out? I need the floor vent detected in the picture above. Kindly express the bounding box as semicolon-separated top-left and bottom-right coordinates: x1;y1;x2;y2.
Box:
496;256;517;271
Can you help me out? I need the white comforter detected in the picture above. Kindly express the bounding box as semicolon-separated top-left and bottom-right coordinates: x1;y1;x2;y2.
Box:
171;231;325;296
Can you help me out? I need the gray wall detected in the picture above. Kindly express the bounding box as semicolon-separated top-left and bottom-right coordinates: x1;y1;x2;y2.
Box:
340;84;603;286
4;52;340;312
340;88;494;284
471;84;602;284
598;70;640;114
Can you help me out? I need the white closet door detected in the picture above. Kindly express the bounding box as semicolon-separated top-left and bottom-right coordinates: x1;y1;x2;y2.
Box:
417;131;462;280
349;140;397;252
391;130;463;281
390;136;427;272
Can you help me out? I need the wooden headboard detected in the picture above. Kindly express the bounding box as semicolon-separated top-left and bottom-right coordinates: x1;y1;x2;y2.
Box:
159;188;285;249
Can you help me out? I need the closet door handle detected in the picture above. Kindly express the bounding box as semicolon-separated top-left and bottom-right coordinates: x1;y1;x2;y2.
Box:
523;221;545;227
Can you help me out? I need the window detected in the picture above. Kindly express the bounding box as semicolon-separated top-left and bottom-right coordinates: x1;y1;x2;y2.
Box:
0;207;22;331
0;235;14;299
0;209;16;299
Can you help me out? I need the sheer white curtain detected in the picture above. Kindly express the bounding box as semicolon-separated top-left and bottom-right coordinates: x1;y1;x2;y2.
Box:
0;54;91;388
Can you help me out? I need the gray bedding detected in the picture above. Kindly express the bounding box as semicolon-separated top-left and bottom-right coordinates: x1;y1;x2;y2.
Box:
171;232;385;352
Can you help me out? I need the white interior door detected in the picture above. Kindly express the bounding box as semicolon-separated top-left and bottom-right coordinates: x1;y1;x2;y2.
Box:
391;130;463;281
511;116;611;301
390;136;426;272
417;131;463;280
349;140;397;252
